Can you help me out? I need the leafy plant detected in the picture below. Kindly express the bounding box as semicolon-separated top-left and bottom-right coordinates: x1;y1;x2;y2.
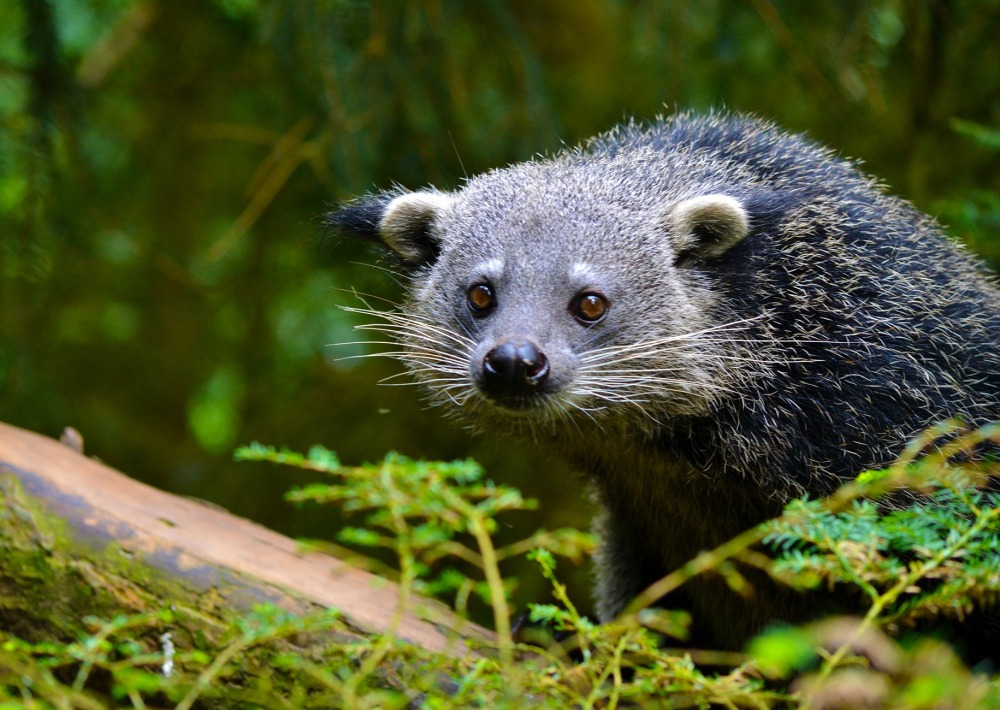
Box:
4;423;1000;707
234;443;594;667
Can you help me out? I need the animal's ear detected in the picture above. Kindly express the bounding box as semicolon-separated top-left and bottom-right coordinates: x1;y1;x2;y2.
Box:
667;194;749;267
325;191;454;265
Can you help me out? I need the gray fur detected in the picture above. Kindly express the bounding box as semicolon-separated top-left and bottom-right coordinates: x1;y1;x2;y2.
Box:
329;111;1000;652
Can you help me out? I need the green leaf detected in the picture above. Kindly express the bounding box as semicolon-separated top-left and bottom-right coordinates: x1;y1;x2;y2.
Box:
748;626;817;679
950;118;1000;150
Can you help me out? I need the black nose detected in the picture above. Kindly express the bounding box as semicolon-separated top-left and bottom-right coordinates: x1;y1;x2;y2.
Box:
482;340;550;398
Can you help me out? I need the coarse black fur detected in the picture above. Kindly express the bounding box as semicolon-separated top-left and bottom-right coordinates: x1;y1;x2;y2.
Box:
326;111;1000;658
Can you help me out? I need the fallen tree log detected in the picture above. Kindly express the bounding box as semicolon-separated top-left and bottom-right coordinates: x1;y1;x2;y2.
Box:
0;421;491;657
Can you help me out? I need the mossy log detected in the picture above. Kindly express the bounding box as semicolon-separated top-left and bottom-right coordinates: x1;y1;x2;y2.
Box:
0;421;491;657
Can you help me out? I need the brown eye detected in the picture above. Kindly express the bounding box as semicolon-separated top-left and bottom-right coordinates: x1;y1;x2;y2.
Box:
467;284;495;314
571;292;609;323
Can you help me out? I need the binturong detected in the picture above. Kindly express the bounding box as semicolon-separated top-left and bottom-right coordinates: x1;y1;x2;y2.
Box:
326;112;1000;656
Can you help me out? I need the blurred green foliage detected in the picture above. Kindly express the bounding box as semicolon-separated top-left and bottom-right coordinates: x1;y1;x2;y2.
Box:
1;0;998;617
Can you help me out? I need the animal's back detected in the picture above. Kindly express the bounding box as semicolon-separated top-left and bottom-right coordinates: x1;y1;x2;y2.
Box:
624;116;1000;486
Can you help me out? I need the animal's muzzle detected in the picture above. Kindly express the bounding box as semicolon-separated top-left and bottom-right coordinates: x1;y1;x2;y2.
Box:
481;340;550;404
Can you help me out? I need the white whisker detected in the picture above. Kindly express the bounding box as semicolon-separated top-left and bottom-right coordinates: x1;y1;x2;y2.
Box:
337;298;804;432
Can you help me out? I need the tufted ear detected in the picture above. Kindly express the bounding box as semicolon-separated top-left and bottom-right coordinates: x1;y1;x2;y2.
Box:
325;191;454;265
667;194;749;267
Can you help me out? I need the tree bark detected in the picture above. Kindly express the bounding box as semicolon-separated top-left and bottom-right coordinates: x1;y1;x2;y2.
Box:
0;421;490;656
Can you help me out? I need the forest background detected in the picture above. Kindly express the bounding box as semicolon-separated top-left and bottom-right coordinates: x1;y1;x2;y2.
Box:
2;0;999;620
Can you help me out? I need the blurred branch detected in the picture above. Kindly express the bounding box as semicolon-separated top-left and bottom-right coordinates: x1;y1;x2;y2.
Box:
748;0;839;104
904;0;954;199
203;115;318;264
76;1;158;88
